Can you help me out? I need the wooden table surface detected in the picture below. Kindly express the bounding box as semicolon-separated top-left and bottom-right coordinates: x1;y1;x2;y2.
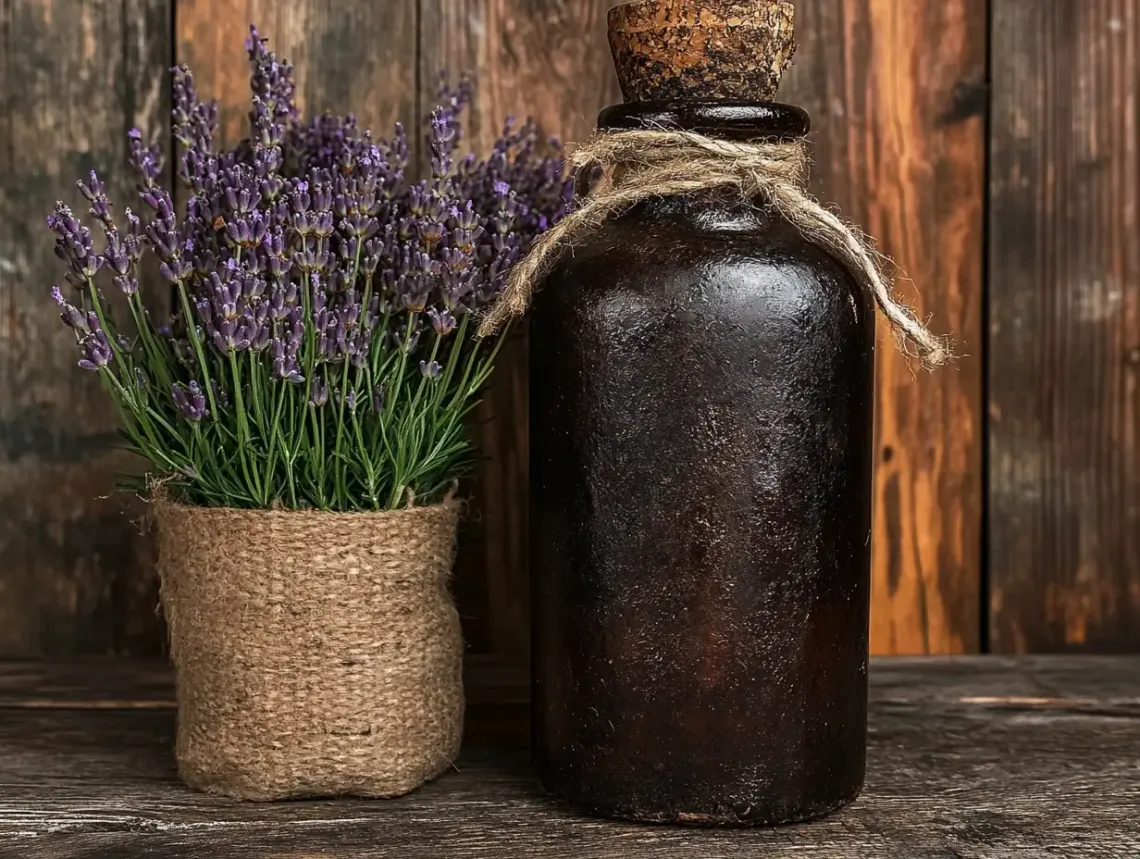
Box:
0;657;1137;858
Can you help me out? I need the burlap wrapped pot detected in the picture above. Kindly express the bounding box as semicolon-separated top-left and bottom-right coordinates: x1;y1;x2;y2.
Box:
154;497;463;801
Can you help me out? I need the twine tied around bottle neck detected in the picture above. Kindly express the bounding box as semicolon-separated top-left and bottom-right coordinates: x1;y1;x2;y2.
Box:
477;128;951;370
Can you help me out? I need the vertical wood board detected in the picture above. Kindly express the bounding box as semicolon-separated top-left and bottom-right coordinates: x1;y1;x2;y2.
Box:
419;0;621;661
989;0;1140;652
5;0;1137;659
0;0;172;657
174;0;417;150
780;0;987;654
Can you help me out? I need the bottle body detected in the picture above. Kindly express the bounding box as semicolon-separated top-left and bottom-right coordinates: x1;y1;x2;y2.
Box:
530;188;875;825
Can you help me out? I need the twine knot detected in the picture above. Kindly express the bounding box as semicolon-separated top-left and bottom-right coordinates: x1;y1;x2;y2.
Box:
478;128;951;371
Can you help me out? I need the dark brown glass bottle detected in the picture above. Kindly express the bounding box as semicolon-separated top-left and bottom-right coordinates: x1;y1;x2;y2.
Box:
529;95;875;825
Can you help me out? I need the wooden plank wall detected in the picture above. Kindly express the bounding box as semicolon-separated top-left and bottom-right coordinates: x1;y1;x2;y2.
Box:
782;0;986;654
989;0;1140;652
0;0;171;656
420;0;620;660
0;0;1136;658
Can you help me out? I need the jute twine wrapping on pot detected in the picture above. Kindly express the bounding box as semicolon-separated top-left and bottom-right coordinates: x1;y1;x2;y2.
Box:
154;498;463;801
477;130;951;370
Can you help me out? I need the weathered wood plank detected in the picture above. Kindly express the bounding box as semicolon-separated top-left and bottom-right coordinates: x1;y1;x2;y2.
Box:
419;0;622;661
989;1;1140;652
0;655;528;708
780;0;986;654
0;0;172;658
3;654;1138;708
0;658;1136;857
0;660;173;708
174;0;417;150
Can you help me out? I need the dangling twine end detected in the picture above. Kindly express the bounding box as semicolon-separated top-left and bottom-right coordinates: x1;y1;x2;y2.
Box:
891;301;955;372
913;335;956;373
892;323;955;373
924;337;956;371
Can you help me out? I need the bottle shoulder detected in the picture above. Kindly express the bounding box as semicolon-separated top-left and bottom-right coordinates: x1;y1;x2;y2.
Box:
541;197;870;319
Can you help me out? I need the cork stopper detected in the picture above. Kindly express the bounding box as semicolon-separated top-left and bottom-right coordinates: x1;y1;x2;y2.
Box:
608;0;797;103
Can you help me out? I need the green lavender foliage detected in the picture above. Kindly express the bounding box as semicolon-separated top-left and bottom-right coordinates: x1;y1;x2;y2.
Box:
47;25;570;511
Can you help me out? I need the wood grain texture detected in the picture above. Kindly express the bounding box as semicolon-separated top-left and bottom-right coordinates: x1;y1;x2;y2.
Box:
419;0;621;661
0;654;529;709
1;657;1137;857
0;0;172;658
174;0;417;149
989;1;1140;653
780;0;986;654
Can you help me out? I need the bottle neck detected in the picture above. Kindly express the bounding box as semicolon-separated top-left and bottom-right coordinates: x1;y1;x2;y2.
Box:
596;101;810;142
588;102;810;225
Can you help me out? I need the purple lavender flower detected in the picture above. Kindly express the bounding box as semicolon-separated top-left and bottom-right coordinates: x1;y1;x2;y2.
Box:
102;232;130;276
47;25;571;509
309;375;329;407
262;229;288;278
77;324;113;371
225;211;269;248
172;381;208;421
429;110;456;180
50;286;89;332
172;66;217;157
427;307;457;336
247;24;298;129
225;184;260;215
271;335;304;383
159;258;193;284
77;171;114;229
127;129;163;189
399;327;422;354
47;203;102;285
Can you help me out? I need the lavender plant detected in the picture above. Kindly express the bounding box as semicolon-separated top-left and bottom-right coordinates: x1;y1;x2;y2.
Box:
48;26;570;511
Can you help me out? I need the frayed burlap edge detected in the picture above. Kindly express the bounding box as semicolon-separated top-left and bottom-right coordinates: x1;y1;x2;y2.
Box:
154;496;464;801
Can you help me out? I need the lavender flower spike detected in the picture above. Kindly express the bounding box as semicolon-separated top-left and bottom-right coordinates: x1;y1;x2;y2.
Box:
45;24;571;512
50;286;90;333
77;331;114;371
172;381;208;422
127;128;163;188
309;375;329;407
427;307;457;336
